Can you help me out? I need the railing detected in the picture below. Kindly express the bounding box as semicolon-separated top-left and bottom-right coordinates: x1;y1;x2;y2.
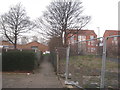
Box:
52;35;120;89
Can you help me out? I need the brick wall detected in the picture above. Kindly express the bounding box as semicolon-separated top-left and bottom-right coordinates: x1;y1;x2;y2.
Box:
67;30;97;54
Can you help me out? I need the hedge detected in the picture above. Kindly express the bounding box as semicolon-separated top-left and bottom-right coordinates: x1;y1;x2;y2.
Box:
2;50;39;71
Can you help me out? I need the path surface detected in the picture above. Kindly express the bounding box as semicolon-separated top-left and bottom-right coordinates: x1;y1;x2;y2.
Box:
2;56;63;88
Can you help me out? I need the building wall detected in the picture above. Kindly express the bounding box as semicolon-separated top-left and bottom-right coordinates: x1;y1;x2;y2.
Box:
1;41;14;49
67;30;97;54
103;30;120;57
103;30;120;45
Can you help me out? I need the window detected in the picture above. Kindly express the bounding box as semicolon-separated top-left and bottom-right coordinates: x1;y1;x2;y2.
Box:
82;36;86;40
91;41;95;46
3;45;9;49
78;35;86;41
88;41;91;45
31;46;38;49
3;45;14;49
114;37;117;41
78;36;82;41
91;48;95;52
70;36;74;43
90;35;94;39
99;43;103;46
115;41;118;45
112;41;114;44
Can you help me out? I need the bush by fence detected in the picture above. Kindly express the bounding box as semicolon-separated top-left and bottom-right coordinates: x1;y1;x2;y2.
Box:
50;51;57;72
50;47;67;75
2;50;42;71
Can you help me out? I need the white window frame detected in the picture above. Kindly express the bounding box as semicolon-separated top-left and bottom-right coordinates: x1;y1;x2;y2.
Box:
90;35;94;39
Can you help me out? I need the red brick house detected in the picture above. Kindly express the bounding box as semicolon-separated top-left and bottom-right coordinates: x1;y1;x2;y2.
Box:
19;41;48;52
103;30;120;57
0;40;14;49
1;41;49;52
66;30;97;54
103;30;120;45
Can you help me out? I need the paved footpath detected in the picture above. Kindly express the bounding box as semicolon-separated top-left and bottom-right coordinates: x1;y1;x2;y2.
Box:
2;56;63;88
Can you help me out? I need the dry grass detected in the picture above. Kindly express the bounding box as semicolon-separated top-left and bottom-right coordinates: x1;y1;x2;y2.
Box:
67;55;118;88
69;55;118;72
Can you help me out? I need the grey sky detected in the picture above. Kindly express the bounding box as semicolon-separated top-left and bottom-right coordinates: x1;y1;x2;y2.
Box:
0;0;119;37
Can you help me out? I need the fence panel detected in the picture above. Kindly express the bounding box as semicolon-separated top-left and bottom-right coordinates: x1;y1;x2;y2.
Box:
104;36;119;88
51;35;119;89
50;47;67;76
68;38;103;88
50;51;57;72
56;47;67;75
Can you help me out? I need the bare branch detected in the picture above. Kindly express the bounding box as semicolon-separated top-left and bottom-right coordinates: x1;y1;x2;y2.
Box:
36;0;91;45
0;3;34;49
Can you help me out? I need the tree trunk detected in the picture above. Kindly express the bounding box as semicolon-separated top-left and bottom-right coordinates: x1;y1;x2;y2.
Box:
64;31;68;47
14;34;17;49
76;30;79;54
76;30;79;42
14;44;17;49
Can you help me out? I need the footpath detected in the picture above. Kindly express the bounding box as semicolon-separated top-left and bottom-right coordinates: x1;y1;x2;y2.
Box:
2;56;63;88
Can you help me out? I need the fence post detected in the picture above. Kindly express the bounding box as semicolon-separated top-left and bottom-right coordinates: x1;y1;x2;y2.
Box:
56;50;59;75
65;45;70;82
6;49;8;52
100;37;107;88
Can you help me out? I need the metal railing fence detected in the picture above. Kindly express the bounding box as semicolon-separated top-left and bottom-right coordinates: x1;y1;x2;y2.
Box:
51;35;120;89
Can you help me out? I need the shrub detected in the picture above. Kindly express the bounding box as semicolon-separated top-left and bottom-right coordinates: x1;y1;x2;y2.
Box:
2;50;37;71
50;52;57;72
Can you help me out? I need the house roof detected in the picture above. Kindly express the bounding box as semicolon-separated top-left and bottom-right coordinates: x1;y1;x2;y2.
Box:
1;40;49;51
103;30;120;37
105;30;120;33
26;41;48;47
66;29;97;36
1;40;12;45
1;40;48;47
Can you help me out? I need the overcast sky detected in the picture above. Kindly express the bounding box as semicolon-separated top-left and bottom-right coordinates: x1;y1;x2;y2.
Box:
0;0;119;37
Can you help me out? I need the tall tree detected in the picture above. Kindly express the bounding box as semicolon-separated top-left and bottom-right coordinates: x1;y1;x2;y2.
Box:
0;3;34;49
36;0;91;45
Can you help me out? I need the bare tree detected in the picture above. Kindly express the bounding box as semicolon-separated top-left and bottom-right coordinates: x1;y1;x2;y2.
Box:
0;3;34;49
48;36;63;52
36;0;91;45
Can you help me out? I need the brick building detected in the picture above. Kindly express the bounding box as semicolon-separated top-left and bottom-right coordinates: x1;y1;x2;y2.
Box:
103;30;120;57
103;30;120;45
0;40;14;49
1;41;49;52
66;30;97;54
